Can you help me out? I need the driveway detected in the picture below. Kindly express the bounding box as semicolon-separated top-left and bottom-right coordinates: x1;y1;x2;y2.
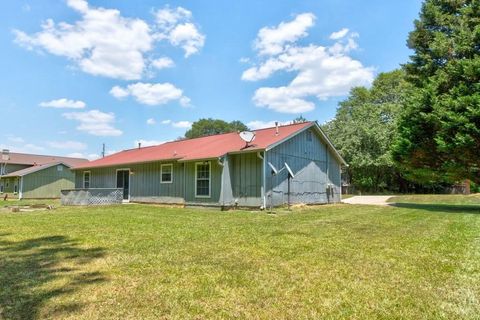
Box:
342;195;394;206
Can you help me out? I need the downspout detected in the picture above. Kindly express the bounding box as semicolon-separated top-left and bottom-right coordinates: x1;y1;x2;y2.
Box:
326;144;330;204
258;151;267;209
183;162;186;206
218;156;225;207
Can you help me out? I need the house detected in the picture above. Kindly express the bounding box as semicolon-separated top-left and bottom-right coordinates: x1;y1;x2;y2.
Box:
0;152;88;199
70;121;346;208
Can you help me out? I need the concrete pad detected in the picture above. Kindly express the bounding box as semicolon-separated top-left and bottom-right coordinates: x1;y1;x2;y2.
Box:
342;195;394;206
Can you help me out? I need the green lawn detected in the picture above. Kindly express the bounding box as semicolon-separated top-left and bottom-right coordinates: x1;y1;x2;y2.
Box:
0;198;479;319
389;193;480;205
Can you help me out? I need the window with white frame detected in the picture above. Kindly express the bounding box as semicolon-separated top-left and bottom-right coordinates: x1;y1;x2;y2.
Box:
57;165;63;171
161;164;173;183
83;171;90;188
195;162;210;197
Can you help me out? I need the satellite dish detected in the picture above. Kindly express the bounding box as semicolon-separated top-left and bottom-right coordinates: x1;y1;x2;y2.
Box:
239;131;256;143
284;162;295;178
268;162;278;175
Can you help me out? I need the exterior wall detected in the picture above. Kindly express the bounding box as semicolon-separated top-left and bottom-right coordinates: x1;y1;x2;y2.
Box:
130;162;184;203
22;164;75;198
0;164;28;198
228;152;262;207
0;177;19;197
184;160;222;204
1;164;30;175
266;127;342;207
75;161;184;203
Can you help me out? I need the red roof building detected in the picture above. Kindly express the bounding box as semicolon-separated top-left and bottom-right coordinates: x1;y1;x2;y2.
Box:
74;121;344;169
69;121;346;208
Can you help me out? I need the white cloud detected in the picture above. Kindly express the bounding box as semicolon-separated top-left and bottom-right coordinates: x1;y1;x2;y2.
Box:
154;6;205;57
171;121;192;129
67;0;89;13
14;1;153;80
47;140;87;151
160;119;191;128
146;118;156;125
110;82;189;106
1;136;45;153
109;86;129;99
242;14;374;114
67;152;100;160
247;120;291;130
329;28;349;40
6;135;25;143
254;13;315;56
179;96;191;107
23;144;46;152
0;143;45;153
134;139;165;147
39;98;86;109
14;2;203;80
63;109;122;136
151;56;174;69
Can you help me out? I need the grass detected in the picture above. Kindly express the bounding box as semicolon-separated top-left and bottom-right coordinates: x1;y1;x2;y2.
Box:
0;197;479;319
389;193;480;205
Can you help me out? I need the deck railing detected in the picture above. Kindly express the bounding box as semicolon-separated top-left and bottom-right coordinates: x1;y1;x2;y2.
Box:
61;188;123;206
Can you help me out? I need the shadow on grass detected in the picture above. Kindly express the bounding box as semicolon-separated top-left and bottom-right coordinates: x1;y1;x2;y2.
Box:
0;234;106;319
391;202;480;214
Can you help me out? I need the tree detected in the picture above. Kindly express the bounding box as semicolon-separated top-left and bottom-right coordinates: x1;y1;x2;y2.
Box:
323;70;412;192
393;0;480;184
293;115;307;123
185;118;248;139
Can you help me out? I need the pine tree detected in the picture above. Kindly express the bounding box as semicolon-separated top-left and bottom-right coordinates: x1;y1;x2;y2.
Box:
393;0;480;183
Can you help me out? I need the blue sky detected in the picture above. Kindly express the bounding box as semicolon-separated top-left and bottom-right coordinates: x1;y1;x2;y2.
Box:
0;0;422;159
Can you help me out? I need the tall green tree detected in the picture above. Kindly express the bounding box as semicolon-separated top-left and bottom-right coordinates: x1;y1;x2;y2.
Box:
323;70;411;192
393;0;480;183
185;118;248;139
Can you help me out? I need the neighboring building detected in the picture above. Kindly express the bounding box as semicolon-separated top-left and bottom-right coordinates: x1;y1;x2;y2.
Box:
0;152;88;199
71;121;346;208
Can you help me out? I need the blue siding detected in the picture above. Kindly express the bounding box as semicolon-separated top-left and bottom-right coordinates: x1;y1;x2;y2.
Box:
266;127;342;206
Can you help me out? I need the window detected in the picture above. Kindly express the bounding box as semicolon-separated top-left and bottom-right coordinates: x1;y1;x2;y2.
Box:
161;164;173;183
195;162;210;197
83;171;90;189
306;130;313;142
0;184;3;193
57;165;63;172
14;184;18;193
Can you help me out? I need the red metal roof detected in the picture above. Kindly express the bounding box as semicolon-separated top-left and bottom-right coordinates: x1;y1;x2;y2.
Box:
1;152;88;166
73;122;314;170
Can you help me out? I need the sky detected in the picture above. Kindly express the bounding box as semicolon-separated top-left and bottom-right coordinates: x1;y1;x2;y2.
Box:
0;0;422;159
